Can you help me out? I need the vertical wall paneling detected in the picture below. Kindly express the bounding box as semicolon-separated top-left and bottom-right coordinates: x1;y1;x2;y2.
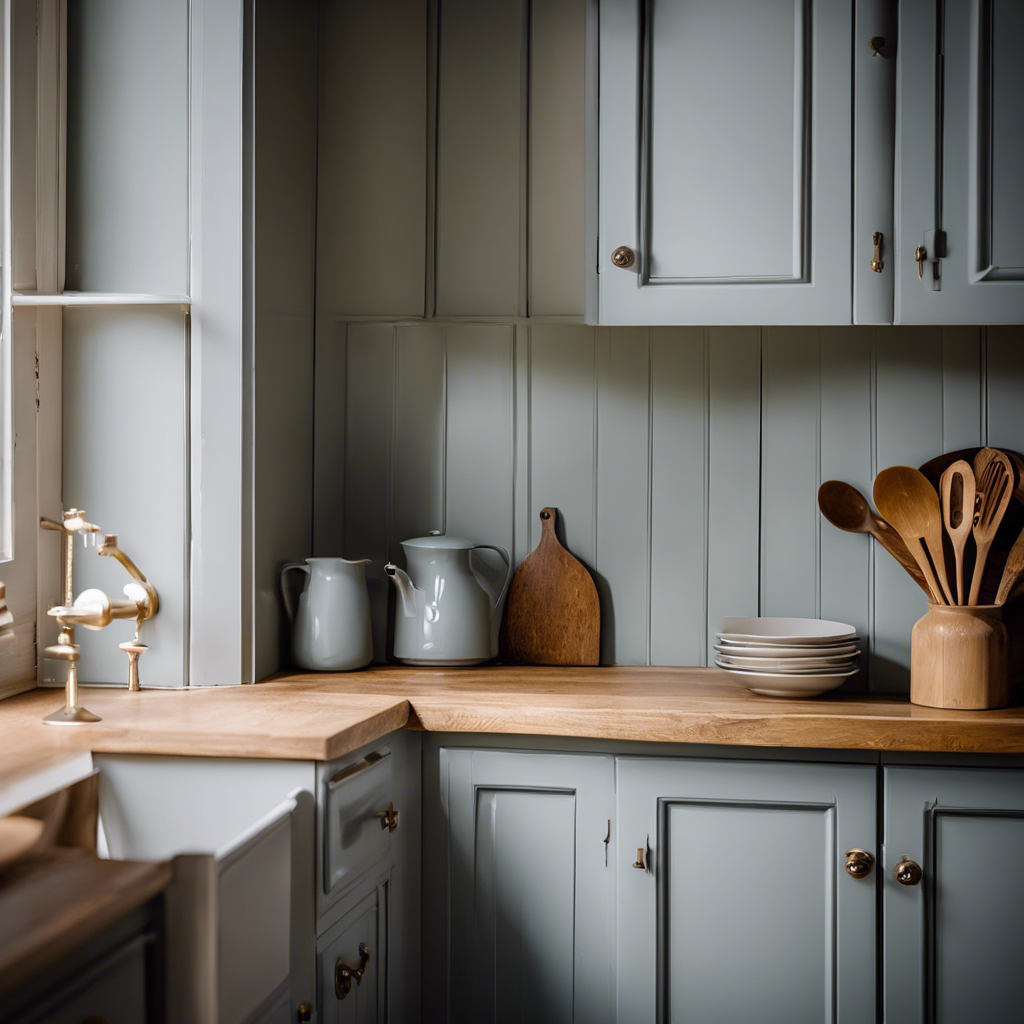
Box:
435;0;527;317
316;0;427;317
985;328;1024;449
313;321;347;556
650;327;708;666
705;328;761;664
819;328;873;691
595;327;650;664
761;328;820;619
529;325;597;568
873;327;945;691
60;309;188;687
444;324;515;601
513;325;532;568
345;324;396;663
941;328;983;451
529;0;586;317
65;0;188;292
393;325;446;543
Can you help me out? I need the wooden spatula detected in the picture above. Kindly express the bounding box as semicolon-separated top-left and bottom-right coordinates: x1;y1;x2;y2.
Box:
970;449;1014;604
499;508;600;665
995;525;1024;605
817;481;931;596
873;466;952;604
939;460;976;605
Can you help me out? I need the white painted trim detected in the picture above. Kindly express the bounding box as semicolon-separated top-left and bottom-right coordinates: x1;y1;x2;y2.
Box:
13;291;191;307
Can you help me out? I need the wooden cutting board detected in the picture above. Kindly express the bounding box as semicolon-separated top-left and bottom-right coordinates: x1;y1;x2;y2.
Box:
499;508;600;665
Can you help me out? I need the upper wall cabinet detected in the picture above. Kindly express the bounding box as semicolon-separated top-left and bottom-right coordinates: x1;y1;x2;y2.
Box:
590;0;853;325
896;0;1024;323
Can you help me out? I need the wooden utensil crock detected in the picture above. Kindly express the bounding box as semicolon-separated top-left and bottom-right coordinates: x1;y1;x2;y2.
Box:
911;604;1009;709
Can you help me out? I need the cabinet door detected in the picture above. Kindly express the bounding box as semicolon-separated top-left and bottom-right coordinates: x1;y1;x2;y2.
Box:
617;757;877;1023
595;0;852;325
317;887;384;1024
897;0;1024;322
430;748;615;1023
884;766;1024;1023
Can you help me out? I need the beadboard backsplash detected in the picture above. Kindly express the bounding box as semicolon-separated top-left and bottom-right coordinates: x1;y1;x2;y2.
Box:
312;0;1024;690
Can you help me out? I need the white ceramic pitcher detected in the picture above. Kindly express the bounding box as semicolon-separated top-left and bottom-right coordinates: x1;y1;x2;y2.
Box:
280;557;373;671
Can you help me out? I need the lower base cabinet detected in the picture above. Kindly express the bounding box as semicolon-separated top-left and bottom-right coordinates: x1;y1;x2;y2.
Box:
884;766;1024;1024
617;758;877;1023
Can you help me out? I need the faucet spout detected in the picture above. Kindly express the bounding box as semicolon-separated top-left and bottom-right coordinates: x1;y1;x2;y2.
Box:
98;534;159;618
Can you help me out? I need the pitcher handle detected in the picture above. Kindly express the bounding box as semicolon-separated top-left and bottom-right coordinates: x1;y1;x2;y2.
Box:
472;545;513;613
280;562;310;623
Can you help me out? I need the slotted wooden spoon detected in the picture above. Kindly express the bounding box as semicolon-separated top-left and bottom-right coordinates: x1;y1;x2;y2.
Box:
939;460;976;604
873;466;952;604
970;449;1014;605
817;481;931;596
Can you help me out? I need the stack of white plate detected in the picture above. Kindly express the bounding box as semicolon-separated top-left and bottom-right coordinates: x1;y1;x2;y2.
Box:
715;617;860;698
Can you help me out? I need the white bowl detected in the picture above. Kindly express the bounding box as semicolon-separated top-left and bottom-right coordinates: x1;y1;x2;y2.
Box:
715;651;861;671
716;663;859;698
713;641;859;658
719;617;857;645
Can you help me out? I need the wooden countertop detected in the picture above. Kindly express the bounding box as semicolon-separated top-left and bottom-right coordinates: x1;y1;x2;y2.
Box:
0;848;172;999
2;668;1024;774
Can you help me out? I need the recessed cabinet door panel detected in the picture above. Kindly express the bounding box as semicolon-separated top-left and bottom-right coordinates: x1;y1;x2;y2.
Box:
897;0;1024;322
883;767;1024;1023
617;758;876;1022
597;0;852;324
438;749;615;1024
317;887;383;1024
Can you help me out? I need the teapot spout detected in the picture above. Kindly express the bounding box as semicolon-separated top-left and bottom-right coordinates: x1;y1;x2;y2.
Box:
385;564;420;617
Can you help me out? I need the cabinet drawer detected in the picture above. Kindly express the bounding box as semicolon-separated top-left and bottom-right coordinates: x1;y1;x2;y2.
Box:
322;749;393;903
12;932;149;1024
317;887;384;1024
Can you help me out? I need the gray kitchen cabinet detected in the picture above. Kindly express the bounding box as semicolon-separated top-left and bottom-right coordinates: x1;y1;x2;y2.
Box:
883;766;1024;1023
425;747;616;1023
896;0;1024;323
317;886;385;1024
617;756;877;1023
591;0;853;325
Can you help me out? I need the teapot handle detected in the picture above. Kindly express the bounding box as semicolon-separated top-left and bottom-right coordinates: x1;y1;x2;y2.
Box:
280;562;310;623
471;545;513;614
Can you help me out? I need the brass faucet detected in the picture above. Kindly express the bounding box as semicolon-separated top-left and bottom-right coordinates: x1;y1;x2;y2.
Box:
40;509;160;724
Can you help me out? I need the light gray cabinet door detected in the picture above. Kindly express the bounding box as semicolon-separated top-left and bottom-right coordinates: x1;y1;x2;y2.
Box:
897;0;1024;323
594;0;853;325
883;766;1024;1023
317;886;385;1024
617;757;877;1023
431;748;615;1023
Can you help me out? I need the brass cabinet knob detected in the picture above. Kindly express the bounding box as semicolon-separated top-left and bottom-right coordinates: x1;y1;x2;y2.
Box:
870;36;886;56
379;801;399;832
297;1002;313;1022
895;858;923;886
845;847;875;878
871;231;884;273
335;943;371;1000
611;245;636;269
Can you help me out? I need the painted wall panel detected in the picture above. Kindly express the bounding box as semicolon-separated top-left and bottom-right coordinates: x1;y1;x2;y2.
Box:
317;0;426;317
596;328;649;664
650;328;707;666
66;0;188;292
314;321;347;556
530;0;586;317
986;327;1024;450
941;328;983;451
706;328;761;664
435;0;526;316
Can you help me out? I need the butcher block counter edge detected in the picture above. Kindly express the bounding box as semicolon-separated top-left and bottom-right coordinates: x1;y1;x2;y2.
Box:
2;667;1024;773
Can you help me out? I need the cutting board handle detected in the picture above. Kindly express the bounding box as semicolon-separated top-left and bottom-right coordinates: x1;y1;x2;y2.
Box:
539;507;557;538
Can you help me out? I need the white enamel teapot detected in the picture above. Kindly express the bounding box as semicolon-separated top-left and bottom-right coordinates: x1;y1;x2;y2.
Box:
385;532;512;665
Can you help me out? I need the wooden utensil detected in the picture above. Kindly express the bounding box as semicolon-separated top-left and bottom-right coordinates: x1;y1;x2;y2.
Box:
969;449;1014;605
939;460;976;604
817;481;932;596
499;508;600;665
873;466;953;604
995;524;1024;604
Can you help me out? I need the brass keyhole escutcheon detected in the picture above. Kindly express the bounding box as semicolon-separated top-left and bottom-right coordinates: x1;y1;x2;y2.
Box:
335;943;371;1000
611;245;636;269
895;858;923;886
845;848;875;878
871;232;884;273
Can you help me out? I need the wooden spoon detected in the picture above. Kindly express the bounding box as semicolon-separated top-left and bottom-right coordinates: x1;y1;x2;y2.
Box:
873;466;952;604
939;460;976;604
995;525;1024;604
817;481;931;596
970;449;1014;604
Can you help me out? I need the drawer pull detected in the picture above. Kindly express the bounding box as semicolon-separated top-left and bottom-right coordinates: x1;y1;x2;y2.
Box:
845;847;874;878
335;943;371;1000
327;750;389;790
895;858;923;886
379;801;399;832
